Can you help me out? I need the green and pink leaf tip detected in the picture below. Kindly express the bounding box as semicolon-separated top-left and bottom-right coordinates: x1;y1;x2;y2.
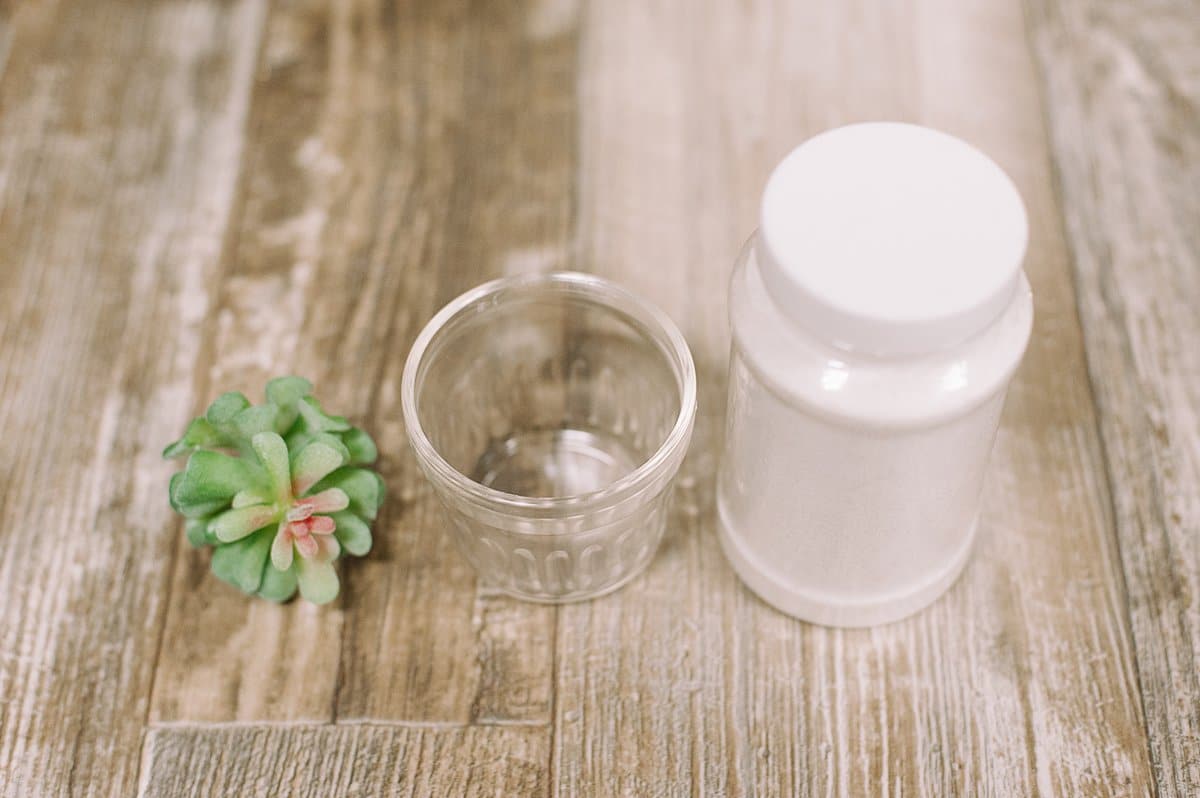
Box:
164;377;384;605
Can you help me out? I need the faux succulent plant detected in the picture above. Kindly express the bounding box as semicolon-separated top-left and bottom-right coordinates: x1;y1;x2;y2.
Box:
164;377;384;605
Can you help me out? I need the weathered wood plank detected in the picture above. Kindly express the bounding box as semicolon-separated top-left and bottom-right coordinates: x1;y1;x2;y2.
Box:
1026;0;1200;794
333;0;576;726
0;0;266;795
1;0;1178;793
0;2;15;85
554;0;1153;794
139;724;549;798
150;0;354;723
151;0;573;725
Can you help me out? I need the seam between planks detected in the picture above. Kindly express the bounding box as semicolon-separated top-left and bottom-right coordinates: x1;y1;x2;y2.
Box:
1016;2;1159;794
546;604;561;798
134;0;272;793
147;719;552;730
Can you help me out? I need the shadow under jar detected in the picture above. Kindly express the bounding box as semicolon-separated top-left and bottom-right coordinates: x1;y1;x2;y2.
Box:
401;272;697;602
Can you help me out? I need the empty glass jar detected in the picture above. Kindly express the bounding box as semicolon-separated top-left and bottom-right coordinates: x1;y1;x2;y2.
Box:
401;272;697;602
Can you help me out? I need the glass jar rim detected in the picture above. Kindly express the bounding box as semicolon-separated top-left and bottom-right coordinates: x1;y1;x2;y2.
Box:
400;271;697;520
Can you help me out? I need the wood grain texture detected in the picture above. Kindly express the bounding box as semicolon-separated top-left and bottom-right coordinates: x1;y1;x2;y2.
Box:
0;0;266;794
1026;0;1200;794
554;0;1153;794
0;0;1187;794
150;0;573;725
332;0;574;726
140;724;548;797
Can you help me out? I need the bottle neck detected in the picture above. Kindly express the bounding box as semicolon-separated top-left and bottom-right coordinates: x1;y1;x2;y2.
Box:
729;240;1034;429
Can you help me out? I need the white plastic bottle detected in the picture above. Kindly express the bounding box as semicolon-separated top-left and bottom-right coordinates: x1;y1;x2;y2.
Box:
717;123;1033;627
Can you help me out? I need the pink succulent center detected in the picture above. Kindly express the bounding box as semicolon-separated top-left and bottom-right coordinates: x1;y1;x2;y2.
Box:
282;499;336;559
270;488;348;572
286;497;318;522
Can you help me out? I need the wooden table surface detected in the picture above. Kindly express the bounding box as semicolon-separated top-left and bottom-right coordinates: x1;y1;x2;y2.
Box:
2;0;1197;795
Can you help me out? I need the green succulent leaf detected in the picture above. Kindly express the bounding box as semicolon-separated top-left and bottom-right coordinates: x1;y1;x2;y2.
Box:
292;440;347;497
166;376;383;606
211;527;274;593
163;417;221;459
296;557;339;605
340;427;378;465
170;452;262;518
297;396;352;433
168;472;223;519
312;467;385;521
232;486;273;508
257;562;299;602
308;432;351;461
162;440;189;460
212;505;279;543
283;427;342;458
266;376;313;405
205;392;252;426
251;432;292;502
265;376;313;431
185;517;217;547
331;510;372;556
232;404;279;439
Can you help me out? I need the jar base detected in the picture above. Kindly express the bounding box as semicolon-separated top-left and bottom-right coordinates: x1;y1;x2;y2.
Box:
716;501;978;627
471;427;641;499
477;553;654;604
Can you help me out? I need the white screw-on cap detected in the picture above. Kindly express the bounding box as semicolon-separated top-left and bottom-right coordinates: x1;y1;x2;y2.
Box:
758;123;1028;356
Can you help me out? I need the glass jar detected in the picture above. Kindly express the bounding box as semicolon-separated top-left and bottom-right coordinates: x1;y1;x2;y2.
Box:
403;272;697;602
